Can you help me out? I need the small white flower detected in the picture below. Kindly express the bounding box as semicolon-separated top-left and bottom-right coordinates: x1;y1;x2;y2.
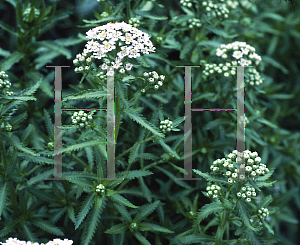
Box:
232;51;243;59
246;198;251;202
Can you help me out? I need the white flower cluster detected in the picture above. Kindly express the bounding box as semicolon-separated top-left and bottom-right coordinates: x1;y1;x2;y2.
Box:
0;121;12;131
237;185;256;202
77;21;155;74
216;41;262;66
96;184;106;194
47;142;54;150
0;71;13;96
180;0;194;8
101;12;109;18
257;207;269;220
210;150;269;182
73;53;95;73
142;71;165;91
202;1;230;20
159;119;173;133
128;17;140;28
202;61;237;78
100;58;133;75
0;238;73;245
71;111;94;128
206;183;223;199
187;18;202;28
245;67;263;86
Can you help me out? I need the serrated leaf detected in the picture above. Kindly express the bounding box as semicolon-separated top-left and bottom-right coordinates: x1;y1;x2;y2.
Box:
133;10;168;20
133;231;151;245
104;222;128;234
135;200;160;222
113;202;132;223
109;194;139;208
237;200;260;232
158;138;180;159
31;219;64;236
75;193;96;230
124;108;165;138
0;51;24;71
138;222;174;233
62;89;107;101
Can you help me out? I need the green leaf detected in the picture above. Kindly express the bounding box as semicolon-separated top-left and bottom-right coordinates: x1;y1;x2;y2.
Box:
31;219;64;236
133;231;152;245
138;222;174;233
33;41;72;59
62;89;107;101
82;197;106;245
0;181;8;220
155;166;192;189
94;196;103;211
110;194;139;209
59;140;106;155
246;128;268;146
158;138;180;159
192;169;228;184
43;108;54;139
22;224;38;243
0;51;24;71
124;108;165;138
75;193;96;230
204;118;232;130
138;177;152;203
261;219;274;235
193;202;225;229
237;200;260;232
113;202;132;223
135;200;160;222
104;222;128;234
7;134;40;157
262;56;289;74
0;47;11;57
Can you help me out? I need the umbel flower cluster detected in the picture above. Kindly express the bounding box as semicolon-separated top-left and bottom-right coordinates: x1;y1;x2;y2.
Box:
74;21;156;76
159;119;173;133
257;207;270;220
71;110;94;128
0;238;73;245
237;185;257;202
0;71;13;96
142;71;165;91
201;41;264;86
210;149;269;183
206;183;223;199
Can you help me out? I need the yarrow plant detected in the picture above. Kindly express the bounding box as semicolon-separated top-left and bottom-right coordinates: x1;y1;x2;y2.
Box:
190;149;278;243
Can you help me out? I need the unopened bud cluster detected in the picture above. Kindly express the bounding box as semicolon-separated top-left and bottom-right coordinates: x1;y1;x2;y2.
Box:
202;1;230;20
128;17;140;27
0;121;12;131
257;207;269;220
143;71;165;91
160;119;173;133
246;67;263;86
73;53;95;73
96;184;106;194
206;183;223;199
47;142;54;150
180;0;194;8
23;7;40;22
210;150;269;183
236;185;256;202
187;18;202;28
71;111;94;128
238;115;249;127
0;71;13;96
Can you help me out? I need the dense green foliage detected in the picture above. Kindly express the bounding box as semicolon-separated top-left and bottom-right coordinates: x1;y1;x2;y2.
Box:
0;0;299;244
